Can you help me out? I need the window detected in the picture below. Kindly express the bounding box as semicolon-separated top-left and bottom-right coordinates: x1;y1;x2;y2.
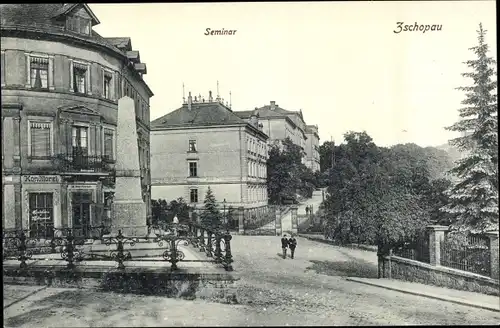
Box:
188;140;197;152
30;57;48;89
189;162;198;177
29;192;54;239
190;189;198;203
66;16;91;35
103;72;112;99
72;126;88;155
104;128;114;160
29;121;51;158
73;63;87;93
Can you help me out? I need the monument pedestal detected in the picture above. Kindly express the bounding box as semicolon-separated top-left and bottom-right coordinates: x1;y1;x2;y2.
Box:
110;200;149;237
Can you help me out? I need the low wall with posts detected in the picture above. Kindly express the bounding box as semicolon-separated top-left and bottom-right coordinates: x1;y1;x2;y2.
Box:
380;255;499;296
380;225;499;295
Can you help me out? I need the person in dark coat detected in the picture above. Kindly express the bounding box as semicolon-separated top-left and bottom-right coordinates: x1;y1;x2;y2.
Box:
281;234;289;259
288;235;297;259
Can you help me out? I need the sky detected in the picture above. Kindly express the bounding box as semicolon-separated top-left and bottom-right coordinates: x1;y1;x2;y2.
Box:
90;1;497;148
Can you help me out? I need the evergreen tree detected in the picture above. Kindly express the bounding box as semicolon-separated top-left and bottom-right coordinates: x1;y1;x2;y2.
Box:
441;24;498;233
200;187;222;228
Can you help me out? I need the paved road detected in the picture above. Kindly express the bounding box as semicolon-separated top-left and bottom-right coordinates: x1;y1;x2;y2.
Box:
4;235;499;326
229;235;500;326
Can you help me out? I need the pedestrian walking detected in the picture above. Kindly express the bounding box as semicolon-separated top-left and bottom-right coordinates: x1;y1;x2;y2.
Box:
288;235;297;259
281;234;289;259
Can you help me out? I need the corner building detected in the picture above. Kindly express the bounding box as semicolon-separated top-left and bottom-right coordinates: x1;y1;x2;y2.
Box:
1;4;153;237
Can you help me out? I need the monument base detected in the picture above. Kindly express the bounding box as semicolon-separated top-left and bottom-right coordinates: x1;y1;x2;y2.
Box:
111;200;148;237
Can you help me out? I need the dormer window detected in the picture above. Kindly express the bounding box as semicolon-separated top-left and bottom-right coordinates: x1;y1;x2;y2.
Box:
66;16;91;35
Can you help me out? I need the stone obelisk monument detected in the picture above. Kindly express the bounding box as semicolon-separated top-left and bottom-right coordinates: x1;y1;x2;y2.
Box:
110;96;148;237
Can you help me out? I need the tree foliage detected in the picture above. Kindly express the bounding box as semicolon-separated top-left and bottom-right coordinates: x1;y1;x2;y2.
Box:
151;198;190;224
267;137;317;204
200;186;223;228
321;131;452;247
441;24;498;233
318;140;335;173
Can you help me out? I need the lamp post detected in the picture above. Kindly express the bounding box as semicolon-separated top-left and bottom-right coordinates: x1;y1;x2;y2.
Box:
223;198;227;232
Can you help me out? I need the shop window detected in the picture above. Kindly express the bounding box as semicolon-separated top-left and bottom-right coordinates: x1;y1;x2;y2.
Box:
29;192;54;239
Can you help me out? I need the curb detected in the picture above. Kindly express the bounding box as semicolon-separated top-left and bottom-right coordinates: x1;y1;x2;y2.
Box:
345;277;500;313
3;286;48;309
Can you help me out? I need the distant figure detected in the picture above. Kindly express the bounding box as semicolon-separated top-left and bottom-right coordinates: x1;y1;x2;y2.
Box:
281;234;289;259
305;206;310;214
288;235;297;259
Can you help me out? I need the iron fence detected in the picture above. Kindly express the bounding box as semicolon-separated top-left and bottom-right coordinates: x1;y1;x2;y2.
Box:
392;231;430;264
2;220;233;272
440;234;491;276
244;213;274;231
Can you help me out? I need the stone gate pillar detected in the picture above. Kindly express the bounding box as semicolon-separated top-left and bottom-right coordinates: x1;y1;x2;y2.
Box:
427;225;448;266
486;231;499;280
291;205;298;235
275;206;282;236
238;206;245;234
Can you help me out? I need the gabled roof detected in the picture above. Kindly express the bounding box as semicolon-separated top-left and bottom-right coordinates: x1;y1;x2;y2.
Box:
235;104;304;121
151;102;247;129
52;3;100;26
106;37;133;52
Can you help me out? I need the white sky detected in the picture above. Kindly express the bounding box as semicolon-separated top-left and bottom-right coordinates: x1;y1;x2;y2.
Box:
90;1;497;148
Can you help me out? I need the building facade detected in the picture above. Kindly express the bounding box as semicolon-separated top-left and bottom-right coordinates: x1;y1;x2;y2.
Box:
150;92;269;219
234;101;320;172
305;125;320;172
1;4;153;237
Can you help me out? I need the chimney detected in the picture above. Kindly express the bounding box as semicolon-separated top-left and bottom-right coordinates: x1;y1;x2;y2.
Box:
188;92;192;110
270;101;276;110
209;91;213;102
250;109;259;127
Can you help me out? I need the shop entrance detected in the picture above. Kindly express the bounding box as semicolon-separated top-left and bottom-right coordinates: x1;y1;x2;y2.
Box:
71;191;92;237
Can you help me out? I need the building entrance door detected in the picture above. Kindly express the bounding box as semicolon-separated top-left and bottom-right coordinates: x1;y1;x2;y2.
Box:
72;191;92;237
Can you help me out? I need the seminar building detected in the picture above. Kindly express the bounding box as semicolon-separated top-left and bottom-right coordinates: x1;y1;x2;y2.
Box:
150;91;270;220
1;3;153;237
234;101;320;172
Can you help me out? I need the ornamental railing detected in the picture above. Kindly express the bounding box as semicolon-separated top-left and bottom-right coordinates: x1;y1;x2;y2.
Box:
51;154;114;173
2;220;233;272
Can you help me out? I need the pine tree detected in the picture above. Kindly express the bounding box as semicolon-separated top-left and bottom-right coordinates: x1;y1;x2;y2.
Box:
200;187;222;228
441;23;498;233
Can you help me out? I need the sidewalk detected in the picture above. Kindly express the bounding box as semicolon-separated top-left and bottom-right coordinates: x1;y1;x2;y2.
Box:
345;277;500;312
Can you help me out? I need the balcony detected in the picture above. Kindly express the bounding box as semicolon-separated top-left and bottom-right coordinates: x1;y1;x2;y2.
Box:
52;154;114;175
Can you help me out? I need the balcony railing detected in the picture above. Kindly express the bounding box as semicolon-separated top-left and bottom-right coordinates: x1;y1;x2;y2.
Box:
52;154;114;173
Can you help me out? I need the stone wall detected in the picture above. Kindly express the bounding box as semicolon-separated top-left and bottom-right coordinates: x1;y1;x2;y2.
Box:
3;265;238;302
380;255;499;296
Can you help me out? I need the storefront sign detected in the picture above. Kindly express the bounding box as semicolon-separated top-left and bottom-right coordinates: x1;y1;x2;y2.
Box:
23;175;61;184
68;185;95;189
31;209;51;221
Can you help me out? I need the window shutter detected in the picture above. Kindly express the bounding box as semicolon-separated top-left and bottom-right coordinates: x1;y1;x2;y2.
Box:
104;129;114;159
30;122;51;157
